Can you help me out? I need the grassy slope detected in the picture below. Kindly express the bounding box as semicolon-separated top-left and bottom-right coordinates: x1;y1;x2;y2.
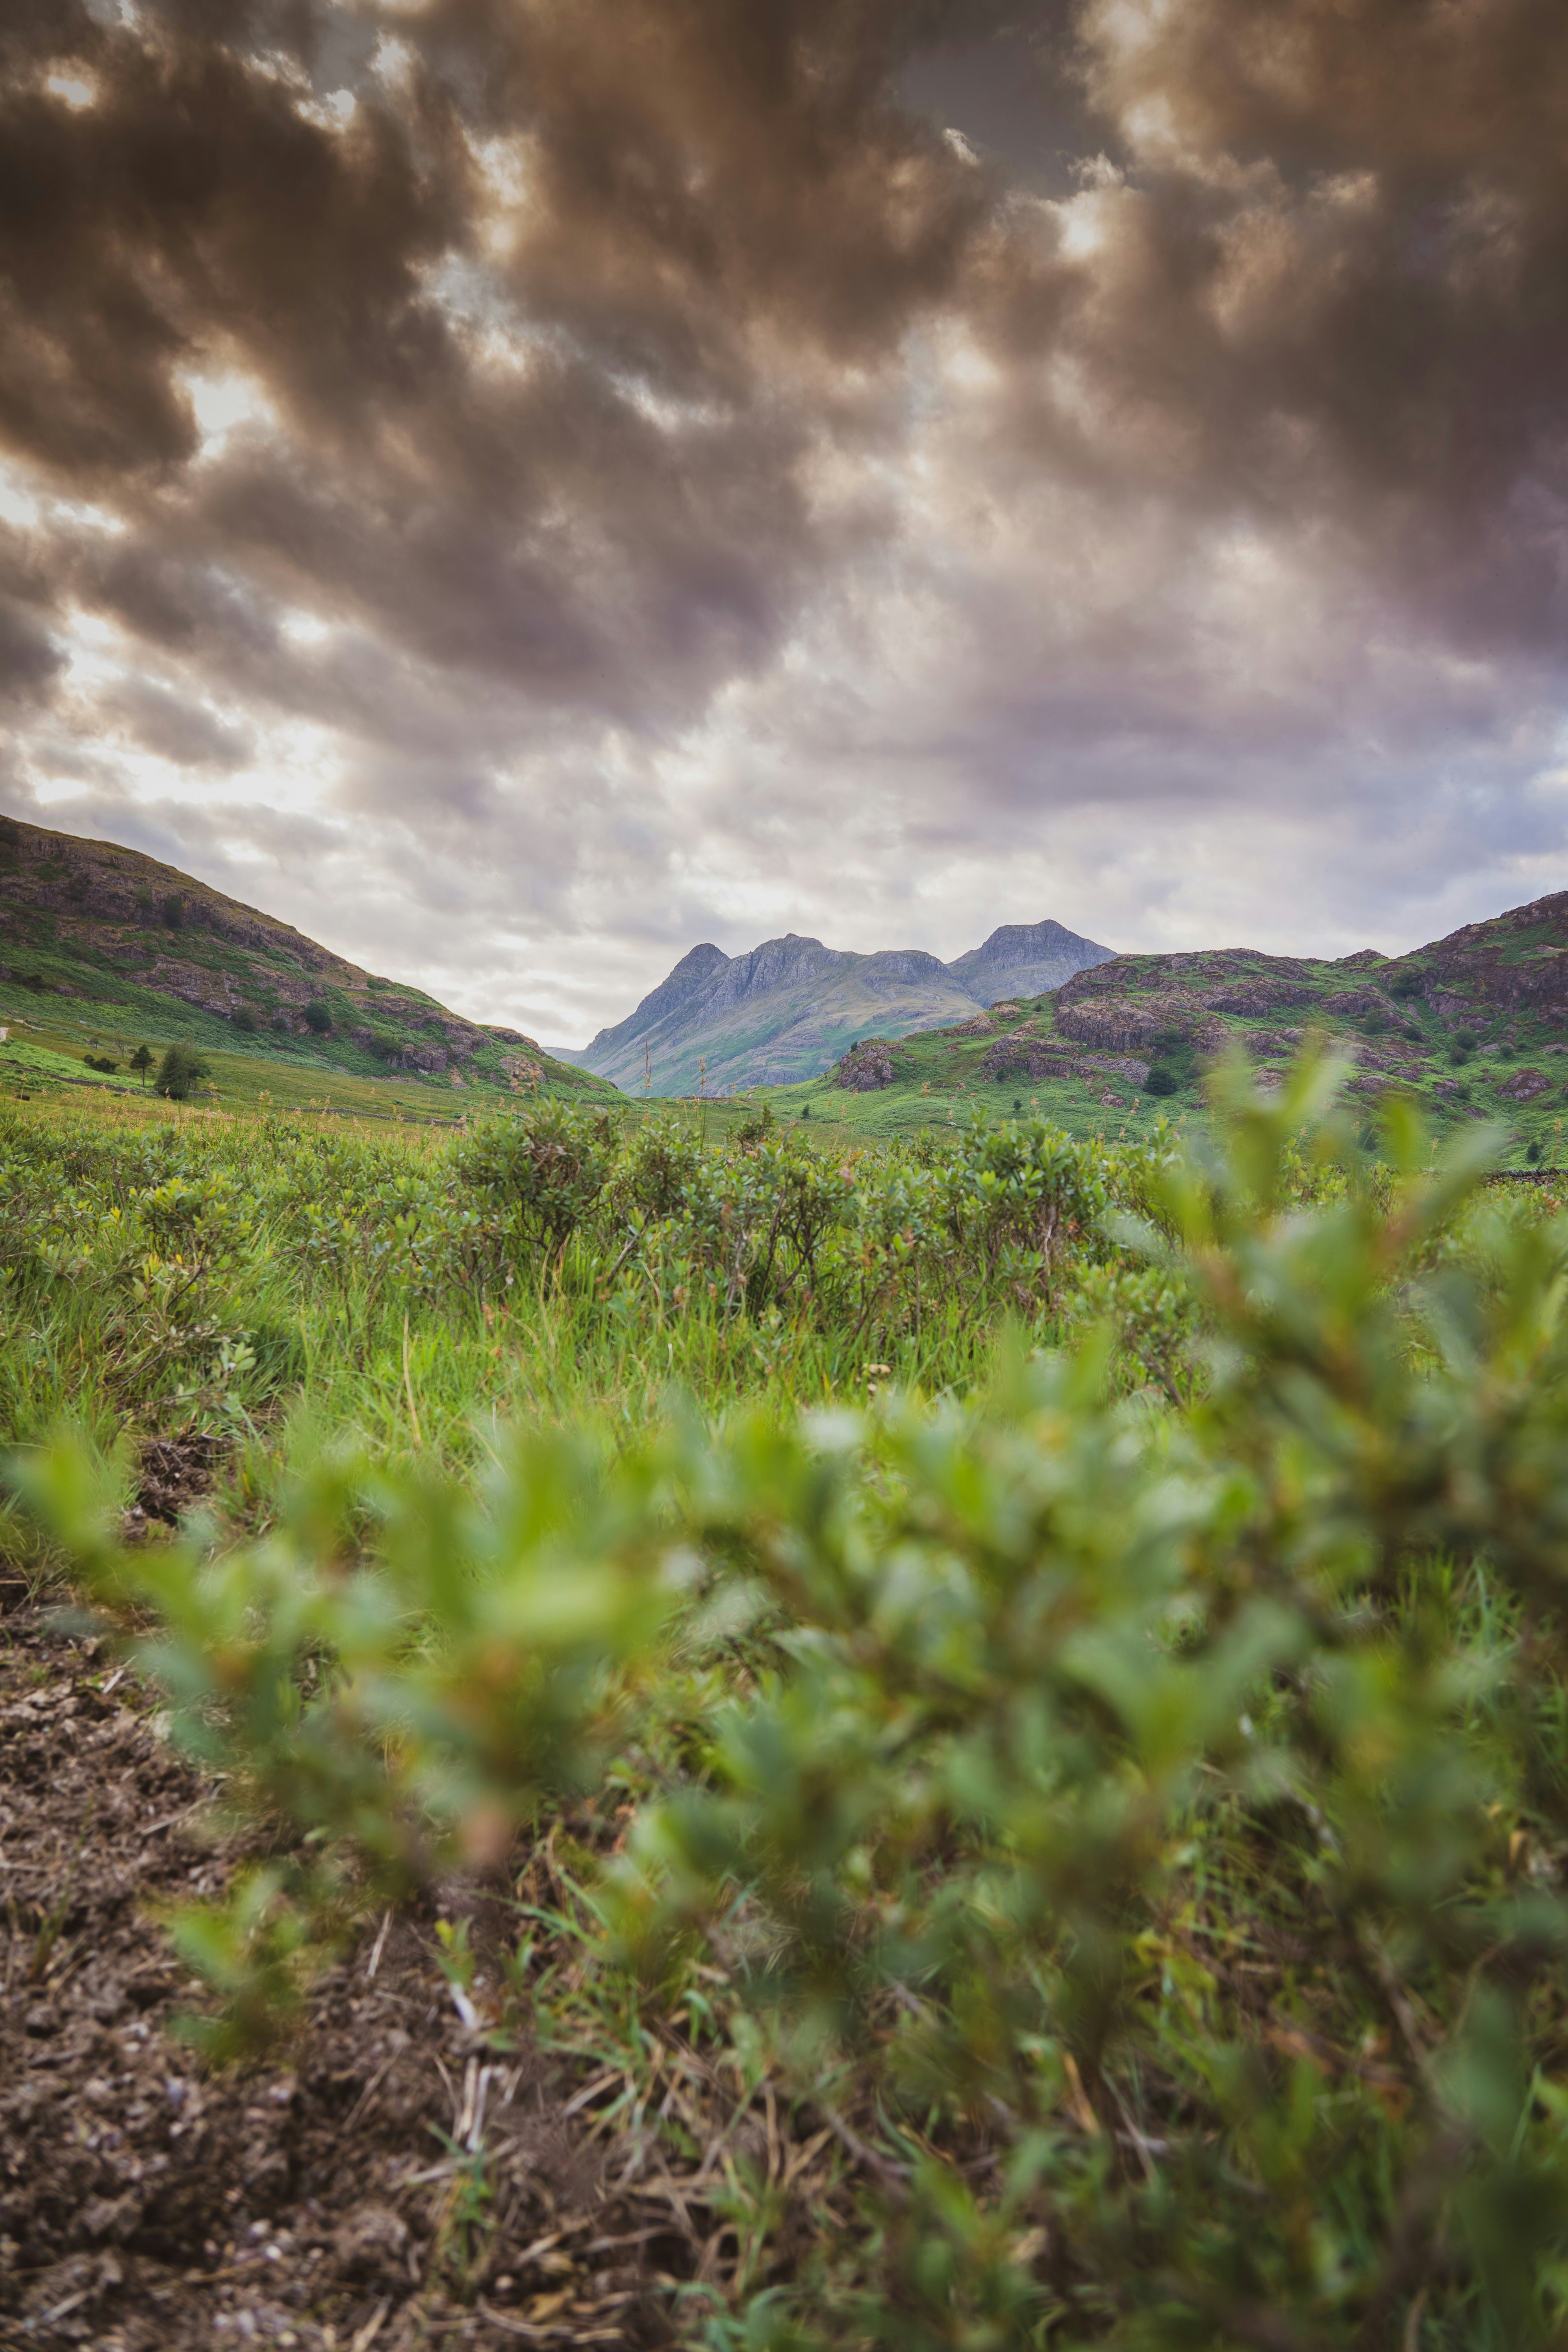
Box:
747;928;1568;1162
0;818;617;1116
0;1006;478;1123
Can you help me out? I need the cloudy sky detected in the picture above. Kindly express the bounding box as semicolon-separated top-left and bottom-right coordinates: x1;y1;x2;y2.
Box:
2;0;1565;1043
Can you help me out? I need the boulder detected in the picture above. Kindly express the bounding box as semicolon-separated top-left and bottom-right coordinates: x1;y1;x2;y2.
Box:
981;1039;1073;1081
835;1040;895;1091
1055;1000;1169;1053
1497;1068;1553;1102
1320;987;1397;1017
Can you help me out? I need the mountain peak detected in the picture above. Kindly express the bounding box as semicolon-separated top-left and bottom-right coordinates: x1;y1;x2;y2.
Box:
946;918;1116;1007
575;916;1116;1094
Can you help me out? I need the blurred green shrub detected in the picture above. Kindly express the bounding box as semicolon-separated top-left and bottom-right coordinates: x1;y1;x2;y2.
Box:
14;1056;1568;2343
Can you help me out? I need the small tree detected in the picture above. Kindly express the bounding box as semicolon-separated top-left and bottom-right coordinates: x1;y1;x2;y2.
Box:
1145;1065;1179;1096
129;1044;153;1087
155;1044;210;1101
302;1001;332;1035
231;1006;259;1034
162;893;185;930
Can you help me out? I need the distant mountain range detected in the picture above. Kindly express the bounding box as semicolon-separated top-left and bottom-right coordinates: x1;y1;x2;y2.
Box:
551;919;1116;1094
0;815;606;1099
801;890;1568;1144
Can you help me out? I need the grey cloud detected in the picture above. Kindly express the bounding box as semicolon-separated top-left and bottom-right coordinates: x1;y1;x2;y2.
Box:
98;678;253;769
0;594;63;701
0;0;1565;1041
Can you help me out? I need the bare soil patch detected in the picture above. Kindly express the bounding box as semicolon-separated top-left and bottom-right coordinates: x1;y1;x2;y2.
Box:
0;1579;705;2350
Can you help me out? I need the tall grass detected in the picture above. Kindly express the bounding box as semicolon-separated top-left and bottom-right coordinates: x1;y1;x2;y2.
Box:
0;1090;1180;1508
13;1066;1568;2347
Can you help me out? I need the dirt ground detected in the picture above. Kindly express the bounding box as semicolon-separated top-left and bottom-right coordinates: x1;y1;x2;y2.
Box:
0;1566;713;2351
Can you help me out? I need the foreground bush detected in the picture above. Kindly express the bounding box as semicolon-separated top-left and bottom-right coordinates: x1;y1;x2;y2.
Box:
13;1059;1568;2344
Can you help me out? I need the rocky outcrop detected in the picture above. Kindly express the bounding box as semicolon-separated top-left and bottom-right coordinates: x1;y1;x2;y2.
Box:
1055;993;1225;1055
1384;891;1568;1022
1497;1068;1553;1102
981;1039;1075;1079
1320;986;1397;1018
1054;999;1170;1052
981;1038;1151;1084
1203;981;1318;1015
835;1040;896;1091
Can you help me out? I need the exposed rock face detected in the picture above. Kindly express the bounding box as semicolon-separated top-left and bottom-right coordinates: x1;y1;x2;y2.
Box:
1244;1029;1303;1052
1498;1068;1553;1101
980;1038;1151;1084
1335;949;1388;969
1320;987;1397;1017
1054;992;1225;1055
982;1039;1075;1079
835;1040;896;1091
1054;999;1170;1052
1385;891;1568;1020
439;1024;485;1058
947;919;1117;1007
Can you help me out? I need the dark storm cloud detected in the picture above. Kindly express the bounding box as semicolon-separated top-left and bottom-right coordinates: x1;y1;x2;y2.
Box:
0;0;997;731
0;0;1566;1032
967;0;1568;656
0;595;62;701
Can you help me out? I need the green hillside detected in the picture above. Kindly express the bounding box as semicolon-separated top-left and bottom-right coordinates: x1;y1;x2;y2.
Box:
0;815;615;1114
745;894;1568;1160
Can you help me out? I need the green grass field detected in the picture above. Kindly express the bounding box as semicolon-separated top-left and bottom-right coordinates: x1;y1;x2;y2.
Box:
7;1068;1568;2347
0;997;575;1124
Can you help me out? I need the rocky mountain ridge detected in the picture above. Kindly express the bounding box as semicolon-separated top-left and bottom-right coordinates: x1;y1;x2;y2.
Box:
559;916;1116;1094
